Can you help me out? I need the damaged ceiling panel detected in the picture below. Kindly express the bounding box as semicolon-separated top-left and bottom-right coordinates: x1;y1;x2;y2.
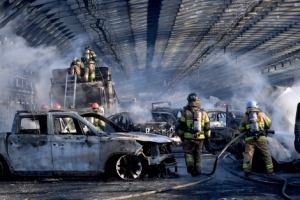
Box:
1;0;300;99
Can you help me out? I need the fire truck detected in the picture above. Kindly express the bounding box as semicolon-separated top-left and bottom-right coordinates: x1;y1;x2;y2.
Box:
49;66;117;115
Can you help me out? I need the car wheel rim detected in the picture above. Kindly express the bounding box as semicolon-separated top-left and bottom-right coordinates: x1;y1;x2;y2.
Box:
116;155;142;180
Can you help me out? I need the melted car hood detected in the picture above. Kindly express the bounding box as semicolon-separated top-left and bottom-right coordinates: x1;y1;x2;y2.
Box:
109;132;174;143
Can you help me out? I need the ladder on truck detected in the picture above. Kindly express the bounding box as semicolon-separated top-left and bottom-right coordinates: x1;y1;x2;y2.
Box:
64;73;77;108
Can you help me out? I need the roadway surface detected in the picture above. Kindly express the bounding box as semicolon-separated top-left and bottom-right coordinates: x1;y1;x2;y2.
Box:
0;146;299;200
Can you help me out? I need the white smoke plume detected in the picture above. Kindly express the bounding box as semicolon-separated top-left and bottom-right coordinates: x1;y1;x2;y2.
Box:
122;51;300;134
0;15;92;131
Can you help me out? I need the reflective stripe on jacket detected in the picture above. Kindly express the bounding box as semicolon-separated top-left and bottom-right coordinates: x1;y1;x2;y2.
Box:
178;108;210;140
81;50;97;64
239;108;272;141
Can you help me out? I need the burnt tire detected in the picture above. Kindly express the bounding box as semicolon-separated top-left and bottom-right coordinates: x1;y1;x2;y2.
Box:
115;155;142;180
0;161;3;179
0;159;9;180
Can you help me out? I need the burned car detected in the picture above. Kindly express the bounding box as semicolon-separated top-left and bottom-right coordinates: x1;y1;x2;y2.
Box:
204;109;245;154
109;111;177;139
0;110;177;180
214;100;234;110
151;101;183;120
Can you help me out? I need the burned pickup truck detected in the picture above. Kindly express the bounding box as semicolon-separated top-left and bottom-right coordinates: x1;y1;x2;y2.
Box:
0;110;177;180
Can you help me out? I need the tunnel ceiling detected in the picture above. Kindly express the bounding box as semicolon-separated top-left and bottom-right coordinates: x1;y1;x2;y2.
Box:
1;0;300;100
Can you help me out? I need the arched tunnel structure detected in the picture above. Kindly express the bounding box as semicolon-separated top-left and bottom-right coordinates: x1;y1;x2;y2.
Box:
1;0;300;128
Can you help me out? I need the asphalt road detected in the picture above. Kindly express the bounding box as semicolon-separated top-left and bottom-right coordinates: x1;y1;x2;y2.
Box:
0;146;299;200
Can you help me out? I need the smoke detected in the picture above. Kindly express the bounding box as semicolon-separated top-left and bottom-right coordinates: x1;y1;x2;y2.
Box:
2;11;292;135
150;52;300;133
269;87;299;131
0;15;93;131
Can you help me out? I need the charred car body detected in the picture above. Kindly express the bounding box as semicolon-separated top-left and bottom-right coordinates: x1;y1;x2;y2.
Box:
191;108;245;154
108;111;177;139
214;100;234;110
0;110;177;180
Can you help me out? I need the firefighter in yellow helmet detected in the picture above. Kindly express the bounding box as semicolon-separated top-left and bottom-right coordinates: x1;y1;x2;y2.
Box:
239;100;274;177
91;103;105;131
178;93;211;177
69;57;83;82
81;46;97;82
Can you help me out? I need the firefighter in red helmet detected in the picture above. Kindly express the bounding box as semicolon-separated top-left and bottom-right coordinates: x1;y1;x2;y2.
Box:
53;103;62;109
90;103;105;130
92;102;99;109
41;104;49;110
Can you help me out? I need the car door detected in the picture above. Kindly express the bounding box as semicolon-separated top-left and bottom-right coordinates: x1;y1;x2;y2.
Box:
7;115;53;174
51;114;100;173
217;112;227;127
208;112;223;128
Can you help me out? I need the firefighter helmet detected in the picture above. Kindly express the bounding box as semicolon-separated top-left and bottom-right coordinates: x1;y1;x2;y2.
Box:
246;100;258;109
92;103;99;109
41;104;49;110
54;103;62;109
187;93;199;102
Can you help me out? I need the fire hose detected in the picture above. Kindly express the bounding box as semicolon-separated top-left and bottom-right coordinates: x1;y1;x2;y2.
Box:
201;131;296;199
202;131;247;176
213;132;299;200
220;153;299;200
109;132;297;200
107;133;247;200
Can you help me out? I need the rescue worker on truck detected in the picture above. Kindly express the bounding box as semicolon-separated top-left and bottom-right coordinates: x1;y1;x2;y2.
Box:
69;57;83;82
239;100;274;177
81;46;97;82
178;93;211;177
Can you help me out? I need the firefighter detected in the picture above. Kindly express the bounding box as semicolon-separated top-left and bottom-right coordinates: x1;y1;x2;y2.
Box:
69;57;83;82
178;93;211;177
81;46;97;82
239;100;274;177
91;102;105;131
41;104;49;110
53;103;62;109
